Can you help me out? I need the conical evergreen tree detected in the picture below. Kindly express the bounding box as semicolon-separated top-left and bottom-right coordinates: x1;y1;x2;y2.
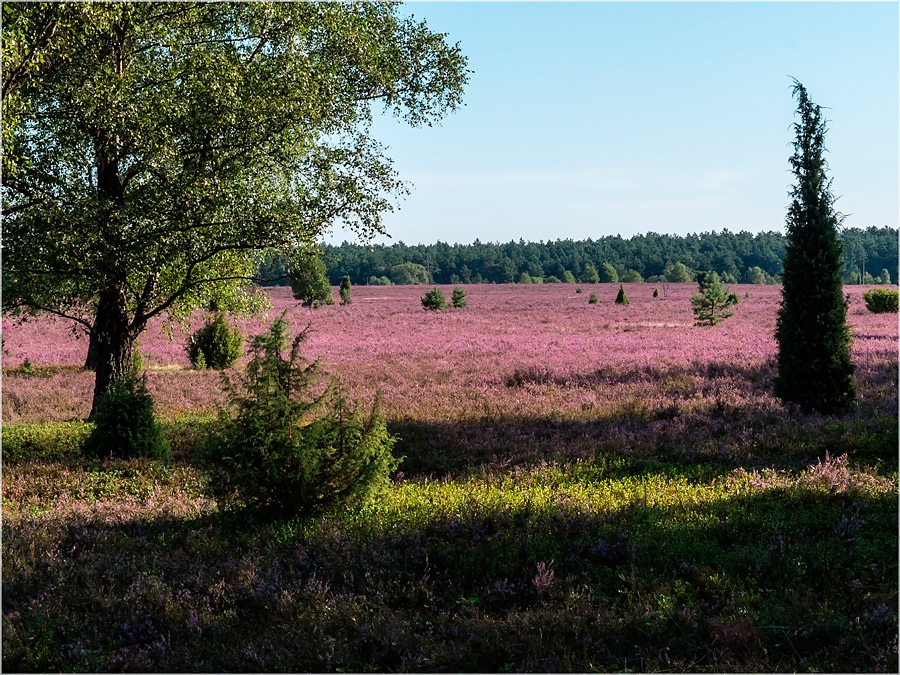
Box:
774;81;855;413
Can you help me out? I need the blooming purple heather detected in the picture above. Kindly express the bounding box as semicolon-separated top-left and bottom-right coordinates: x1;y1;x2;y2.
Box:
2;283;897;424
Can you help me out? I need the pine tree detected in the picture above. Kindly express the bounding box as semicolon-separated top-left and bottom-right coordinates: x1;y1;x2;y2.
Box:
774;81;855;413
690;272;736;326
614;284;629;305
450;286;467;308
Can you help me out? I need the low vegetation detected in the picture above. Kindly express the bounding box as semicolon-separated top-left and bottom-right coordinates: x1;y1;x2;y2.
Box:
2;284;897;672
863;287;899;314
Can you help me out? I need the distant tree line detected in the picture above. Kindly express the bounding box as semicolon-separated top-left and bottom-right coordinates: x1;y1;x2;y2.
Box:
255;227;897;286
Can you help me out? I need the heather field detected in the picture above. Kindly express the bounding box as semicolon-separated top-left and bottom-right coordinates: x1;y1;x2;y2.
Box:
2;283;898;672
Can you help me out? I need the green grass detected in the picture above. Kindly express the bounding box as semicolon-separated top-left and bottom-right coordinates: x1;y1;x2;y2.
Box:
2;412;897;672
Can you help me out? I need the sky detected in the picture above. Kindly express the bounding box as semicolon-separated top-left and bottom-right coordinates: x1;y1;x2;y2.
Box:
324;2;899;247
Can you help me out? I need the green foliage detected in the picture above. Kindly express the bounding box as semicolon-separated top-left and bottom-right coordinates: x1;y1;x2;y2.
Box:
390;262;429;285
562;270;577;284
187;314;244;370
622;268;643;283
775;81;855;414
20;358;35;376
588;293;598;304
599;262;618;283
368;275;393;286
339;275;352;306
3;2;468;409
450;286;467;308
575;287;583;294
2;421;93;463
879;268;892;285
517;271;532;284
291;251;335;308
83;374;170;460
863;288;899;314
614;284;629;305
580;263;600;284
422;287;446;311
746;265;772;284
662;261;693;283
690;272;736;326
202;319;399;517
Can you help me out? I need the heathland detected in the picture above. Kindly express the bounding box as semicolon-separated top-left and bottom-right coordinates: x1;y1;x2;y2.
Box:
2;283;898;671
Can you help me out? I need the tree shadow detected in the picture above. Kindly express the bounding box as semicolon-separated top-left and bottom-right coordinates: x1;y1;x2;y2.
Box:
3;474;896;673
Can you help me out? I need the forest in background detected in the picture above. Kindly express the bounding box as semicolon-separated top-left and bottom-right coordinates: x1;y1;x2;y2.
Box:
258;226;898;287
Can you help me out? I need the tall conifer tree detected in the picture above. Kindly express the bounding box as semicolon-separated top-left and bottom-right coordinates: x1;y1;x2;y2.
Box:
774;81;855;413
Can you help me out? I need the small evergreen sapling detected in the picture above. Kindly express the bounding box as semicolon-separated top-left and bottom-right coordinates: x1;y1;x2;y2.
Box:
84;373;170;460
422;287;446;310
450;286;467;308
588;293;598;304
691;272;737;326
615;284;629;305
339;275;352;306
202;318;399;517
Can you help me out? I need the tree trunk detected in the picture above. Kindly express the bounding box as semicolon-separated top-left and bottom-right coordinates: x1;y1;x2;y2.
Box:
84;317;101;370
89;287;138;418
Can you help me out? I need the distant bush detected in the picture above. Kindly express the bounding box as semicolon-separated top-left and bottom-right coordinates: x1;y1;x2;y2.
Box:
575;287;583;294
390;262;429;285
863;288;899;314
187;314;244;369
615;284;629;305
202;319;399;517
588;293;598;304
339;275;352;306
662;261;693;283
368;275;392;286
84;374;170;460
562;270;576;284
450;286;467;308
622;269;643;283
517;271;532;284
599;262;618;283
290;250;335;308
422;287;446;310
878;268;892;285
580;264;600;284
653;287;659;298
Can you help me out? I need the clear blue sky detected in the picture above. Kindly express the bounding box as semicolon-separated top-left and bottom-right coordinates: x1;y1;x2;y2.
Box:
325;2;899;246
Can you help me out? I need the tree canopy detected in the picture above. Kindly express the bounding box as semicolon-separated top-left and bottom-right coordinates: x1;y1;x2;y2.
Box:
2;2;468;413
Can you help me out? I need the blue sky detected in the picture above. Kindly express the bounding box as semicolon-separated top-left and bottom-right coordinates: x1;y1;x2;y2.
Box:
326;2;899;246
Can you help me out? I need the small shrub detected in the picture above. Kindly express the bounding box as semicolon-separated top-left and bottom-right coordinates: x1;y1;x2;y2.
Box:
339;275;352;306
588;293;598;304
368;275;393;286
653;288;659;298
202;318;400;517
575;287;583;294
187;314;244;369
615;284;629;305
20;358;35;376
422;287;446;310
863;288;899;313
84;374;170;460
450;286;467;308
